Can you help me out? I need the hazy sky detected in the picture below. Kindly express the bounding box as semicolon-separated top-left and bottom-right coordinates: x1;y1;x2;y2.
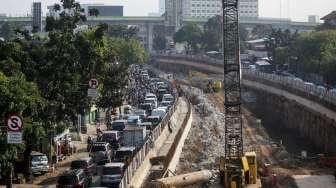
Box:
0;0;335;22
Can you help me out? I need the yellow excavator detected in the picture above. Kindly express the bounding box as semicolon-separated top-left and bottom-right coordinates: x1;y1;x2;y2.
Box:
188;70;222;93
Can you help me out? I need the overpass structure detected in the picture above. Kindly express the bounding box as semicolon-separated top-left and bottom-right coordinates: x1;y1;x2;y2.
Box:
152;55;336;155
0;15;318;51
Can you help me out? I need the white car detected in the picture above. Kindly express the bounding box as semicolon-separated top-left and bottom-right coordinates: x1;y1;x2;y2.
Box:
145;93;157;101
162;94;174;102
144;98;157;109
151;108;166;119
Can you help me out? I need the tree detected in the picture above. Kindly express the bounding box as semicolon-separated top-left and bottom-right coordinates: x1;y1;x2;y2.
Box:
265;29;298;66
0;72;44;184
289;30;336;85
107;25;139;39
153;34;167;53
174;23;203;54
251;24;273;39
96;37;147;124
0;22;13;40
202;15;222;51
88;8;99;17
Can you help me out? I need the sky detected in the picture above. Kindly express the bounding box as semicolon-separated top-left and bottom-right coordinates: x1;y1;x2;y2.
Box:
0;0;335;22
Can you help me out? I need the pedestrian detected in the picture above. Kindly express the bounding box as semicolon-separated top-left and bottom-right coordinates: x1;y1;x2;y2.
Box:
87;136;92;152
334;169;336;182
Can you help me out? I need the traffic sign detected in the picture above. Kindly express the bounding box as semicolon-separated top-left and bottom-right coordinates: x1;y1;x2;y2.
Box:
89;78;99;89
88;88;98;98
7;131;22;144
6;114;23;132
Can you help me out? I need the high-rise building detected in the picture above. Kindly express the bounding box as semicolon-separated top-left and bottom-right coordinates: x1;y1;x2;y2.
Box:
308;15;319;23
165;0;183;29
32;2;42;32
181;0;258;20
159;0;165;15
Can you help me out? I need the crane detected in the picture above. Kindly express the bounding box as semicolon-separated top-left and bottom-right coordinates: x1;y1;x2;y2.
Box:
220;0;260;187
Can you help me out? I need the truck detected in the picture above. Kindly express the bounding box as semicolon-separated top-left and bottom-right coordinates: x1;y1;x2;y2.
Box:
121;126;146;148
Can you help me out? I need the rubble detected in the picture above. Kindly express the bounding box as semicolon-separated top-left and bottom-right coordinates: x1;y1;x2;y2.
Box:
177;86;225;174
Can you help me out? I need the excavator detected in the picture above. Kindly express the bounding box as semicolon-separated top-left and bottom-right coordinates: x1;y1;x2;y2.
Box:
153;0;261;187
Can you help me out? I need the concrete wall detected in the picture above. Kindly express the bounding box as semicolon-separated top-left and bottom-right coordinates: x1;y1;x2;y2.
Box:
244;86;336;155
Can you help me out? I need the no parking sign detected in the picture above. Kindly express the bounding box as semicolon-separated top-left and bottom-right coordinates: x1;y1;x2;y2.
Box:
6;114;23;144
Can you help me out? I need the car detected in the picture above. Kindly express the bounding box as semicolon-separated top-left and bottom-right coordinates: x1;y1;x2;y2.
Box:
70;158;96;182
162;94;174;102
146;116;161;126
134;109;147;120
30;151;49;175
330;88;336;95
160;101;172;108
89;142;112;165
145;93;157;101
127;115;142;126
144;98;157;109
157;89;168;101
101;163;125;187
317;85;327;94
114;147;136;164
57;169;90;188
102;131;121;149
139;103;154;114
158;106;168;112
110;120;127;131
151;108;166;119
139;122;153;130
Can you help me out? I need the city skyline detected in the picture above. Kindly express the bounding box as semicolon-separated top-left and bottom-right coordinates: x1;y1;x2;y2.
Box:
0;0;335;22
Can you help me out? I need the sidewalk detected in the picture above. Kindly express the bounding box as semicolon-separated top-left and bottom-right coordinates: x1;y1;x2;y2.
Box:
11;123;107;188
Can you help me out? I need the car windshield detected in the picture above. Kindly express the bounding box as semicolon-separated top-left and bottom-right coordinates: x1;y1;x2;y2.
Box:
71;161;87;169
91;145;106;152
58;175;77;184
115;151;133;159
103;167;121;175
102;133;116;141
31;155;48;162
113;122;125;126
144;99;153;103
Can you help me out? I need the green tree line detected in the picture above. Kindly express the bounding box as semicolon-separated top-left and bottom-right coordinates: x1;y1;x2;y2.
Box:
173;15;249;54
0;0;147;183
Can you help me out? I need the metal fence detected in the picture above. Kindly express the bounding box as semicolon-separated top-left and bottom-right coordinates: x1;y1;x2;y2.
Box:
119;94;179;188
153;54;336;109
242;69;336;107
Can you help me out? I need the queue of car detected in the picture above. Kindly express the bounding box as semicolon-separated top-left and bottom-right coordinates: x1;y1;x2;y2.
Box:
56;65;175;188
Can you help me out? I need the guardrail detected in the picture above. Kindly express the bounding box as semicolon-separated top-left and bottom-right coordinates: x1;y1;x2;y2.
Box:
153;55;336;109
242;69;336;108
162;99;192;177
119;91;179;188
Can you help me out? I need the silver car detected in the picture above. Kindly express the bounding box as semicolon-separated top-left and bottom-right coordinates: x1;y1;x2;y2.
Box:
30;151;49;175
101;162;125;187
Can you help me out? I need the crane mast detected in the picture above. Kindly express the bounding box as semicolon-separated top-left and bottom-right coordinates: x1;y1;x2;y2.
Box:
222;0;243;161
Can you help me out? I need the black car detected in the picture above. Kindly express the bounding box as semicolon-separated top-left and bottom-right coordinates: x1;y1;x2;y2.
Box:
57;169;90;188
70;157;96;182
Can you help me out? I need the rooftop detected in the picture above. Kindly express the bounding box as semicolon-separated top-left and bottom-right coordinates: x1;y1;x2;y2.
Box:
321;11;336;20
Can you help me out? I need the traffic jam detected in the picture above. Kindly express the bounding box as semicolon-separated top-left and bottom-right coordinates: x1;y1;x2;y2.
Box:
56;65;176;188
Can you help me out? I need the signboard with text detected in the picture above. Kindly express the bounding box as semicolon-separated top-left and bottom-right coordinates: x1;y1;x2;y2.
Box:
6;114;23;144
